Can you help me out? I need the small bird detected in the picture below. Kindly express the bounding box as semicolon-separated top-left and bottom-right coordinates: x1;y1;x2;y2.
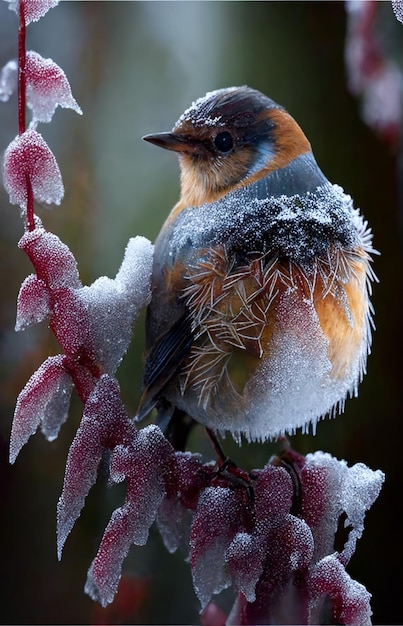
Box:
138;86;375;446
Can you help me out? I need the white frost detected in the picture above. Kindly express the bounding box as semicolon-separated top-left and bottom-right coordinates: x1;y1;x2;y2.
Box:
10;355;73;463
305;451;384;563
79;236;153;374
0;60;17;103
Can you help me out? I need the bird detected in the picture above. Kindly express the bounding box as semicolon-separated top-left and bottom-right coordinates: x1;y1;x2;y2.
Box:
137;86;375;447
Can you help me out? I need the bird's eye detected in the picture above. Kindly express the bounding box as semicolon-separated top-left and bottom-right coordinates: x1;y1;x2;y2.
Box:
213;131;234;154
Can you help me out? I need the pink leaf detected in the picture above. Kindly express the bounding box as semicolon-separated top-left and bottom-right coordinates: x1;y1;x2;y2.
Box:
10;354;72;463
57;375;136;559
85;425;173;606
225;532;264;602
26;51;82;123
15;273;50;330
6;0;60;25
254;463;294;522
19;227;81;290
190;486;248;608
200;602;228;626
3;129;64;209
308;555;372;626
49;286;91;359
301;452;384;564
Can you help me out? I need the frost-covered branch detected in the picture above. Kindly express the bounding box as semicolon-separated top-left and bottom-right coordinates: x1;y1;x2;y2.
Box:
1;1;386;623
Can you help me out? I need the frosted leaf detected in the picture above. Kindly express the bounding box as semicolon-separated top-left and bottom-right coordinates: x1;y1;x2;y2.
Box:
156;496;192;554
15;273;50;330
226;532;263;602
57;375;136;558
26;51;82;124
19;228;81;290
18;229;88;357
10;354;72;463
3;129;64;209
308;555;372;626
40;370;73;441
108;426;172;544
51;286;92;359
6;0;59;24
302;451;384;563
254;463;294;521
190;486;245;608
0;59;17;102
392;0;403;24
79;237;153;374
86;425;173;606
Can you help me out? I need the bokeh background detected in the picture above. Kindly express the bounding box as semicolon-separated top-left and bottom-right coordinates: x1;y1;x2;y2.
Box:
0;2;402;624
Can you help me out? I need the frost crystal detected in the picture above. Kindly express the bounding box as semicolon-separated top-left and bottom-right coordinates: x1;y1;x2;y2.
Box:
3;129;64;209
0;60;17;102
25;51;82;124
6;0;60;24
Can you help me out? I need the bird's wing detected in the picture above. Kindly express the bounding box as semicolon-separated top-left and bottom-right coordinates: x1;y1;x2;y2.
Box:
135;312;193;422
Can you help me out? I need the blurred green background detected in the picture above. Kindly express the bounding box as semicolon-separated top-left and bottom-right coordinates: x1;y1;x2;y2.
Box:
0;2;401;624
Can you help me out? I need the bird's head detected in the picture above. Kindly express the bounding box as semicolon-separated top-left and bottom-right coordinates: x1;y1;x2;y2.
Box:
143;86;312;207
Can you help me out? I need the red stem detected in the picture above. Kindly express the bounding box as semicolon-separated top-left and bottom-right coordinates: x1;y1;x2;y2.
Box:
18;0;35;232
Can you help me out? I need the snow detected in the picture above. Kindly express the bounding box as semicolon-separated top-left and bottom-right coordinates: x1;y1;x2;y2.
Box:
0;60;17;102
25;51;82;124
79;236;153;374
3;129;64;209
175;88;235;128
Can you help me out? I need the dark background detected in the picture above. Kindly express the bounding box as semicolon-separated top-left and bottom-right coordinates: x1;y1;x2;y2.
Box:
0;2;401;624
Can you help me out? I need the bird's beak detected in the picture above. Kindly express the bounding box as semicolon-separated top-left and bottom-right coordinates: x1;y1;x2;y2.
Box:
143;132;198;154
